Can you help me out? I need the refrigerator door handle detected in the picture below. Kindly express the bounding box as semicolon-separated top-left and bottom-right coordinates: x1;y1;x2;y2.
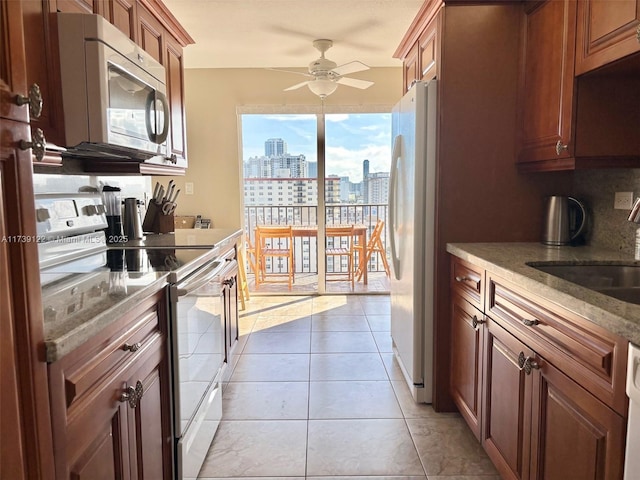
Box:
389;134;402;280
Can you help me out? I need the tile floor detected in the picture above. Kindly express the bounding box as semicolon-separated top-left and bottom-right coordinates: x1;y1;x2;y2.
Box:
198;295;499;480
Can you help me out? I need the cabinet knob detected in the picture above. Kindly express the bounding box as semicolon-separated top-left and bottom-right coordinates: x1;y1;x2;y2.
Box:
555;140;568;156
122;342;142;352
517;352;540;375
119;380;144;408
471;315;485;329
14;83;43;119
19;128;46;162
522;318;539;327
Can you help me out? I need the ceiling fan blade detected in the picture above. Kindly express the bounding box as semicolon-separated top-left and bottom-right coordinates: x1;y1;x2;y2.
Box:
336;77;374;90
284;80;312;91
267;67;314;78
331;61;370;76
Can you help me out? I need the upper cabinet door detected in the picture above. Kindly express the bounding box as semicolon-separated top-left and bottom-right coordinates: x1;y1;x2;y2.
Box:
575;0;640;75
418;14;439;82
137;3;163;64
403;43;420;93
517;0;577;168
101;0;137;41
1;0;28;123
21;0;67;148
165;34;187;165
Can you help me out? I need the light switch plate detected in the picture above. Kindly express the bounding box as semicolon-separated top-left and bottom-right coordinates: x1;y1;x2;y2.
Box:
185;182;194;195
614;191;633;210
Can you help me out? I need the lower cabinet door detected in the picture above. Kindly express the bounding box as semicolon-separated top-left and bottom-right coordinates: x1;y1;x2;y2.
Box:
529;358;626;480
450;294;484;440
482;318;533;480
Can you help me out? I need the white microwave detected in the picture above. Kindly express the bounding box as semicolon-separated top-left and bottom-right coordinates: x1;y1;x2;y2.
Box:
57;13;169;159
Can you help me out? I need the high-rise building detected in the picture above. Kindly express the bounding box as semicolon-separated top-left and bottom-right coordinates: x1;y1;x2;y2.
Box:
265;138;287;157
362;159;370;200
366;172;390;204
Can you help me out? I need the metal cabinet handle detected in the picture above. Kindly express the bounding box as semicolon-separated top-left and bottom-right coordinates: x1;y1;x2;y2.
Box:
19;128;46;161
122;342;142;352
555;140;568;156
14;83;43;119
471;315;485;329
517;352;540;375
455;275;467;282
119;380;144;408
522;318;539;327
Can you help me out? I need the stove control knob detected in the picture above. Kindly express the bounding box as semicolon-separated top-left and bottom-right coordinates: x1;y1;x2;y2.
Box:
36;208;50;222
88;285;103;298
66;220;74;227
84;205;98;216
43;306;57;322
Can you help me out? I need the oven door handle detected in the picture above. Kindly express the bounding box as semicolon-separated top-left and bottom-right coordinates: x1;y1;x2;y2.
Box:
174;262;224;297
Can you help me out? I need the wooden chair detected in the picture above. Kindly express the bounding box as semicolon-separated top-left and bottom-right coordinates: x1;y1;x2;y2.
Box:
355;219;390;282
245;236;259;281
325;226;355;290
255;225;295;290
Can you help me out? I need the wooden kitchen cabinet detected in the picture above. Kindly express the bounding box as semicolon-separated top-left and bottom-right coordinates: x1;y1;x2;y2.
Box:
1;2;56;477
418;13;439;82
48;291;173;480
101;0;138;41
517;0;577;169
402;43;420;93
449;253;629;479
164;33;188;164
575;0;640;75
517;0;640;171
136;2;163;64
482;316;534;480
450;293;485;440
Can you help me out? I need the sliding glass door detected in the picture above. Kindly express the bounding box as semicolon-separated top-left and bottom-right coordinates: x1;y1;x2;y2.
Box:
240;111;391;295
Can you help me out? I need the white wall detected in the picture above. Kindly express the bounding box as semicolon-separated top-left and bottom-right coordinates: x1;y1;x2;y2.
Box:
168;67;402;229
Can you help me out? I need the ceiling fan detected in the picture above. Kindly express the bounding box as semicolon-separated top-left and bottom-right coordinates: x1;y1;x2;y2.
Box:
272;39;374;99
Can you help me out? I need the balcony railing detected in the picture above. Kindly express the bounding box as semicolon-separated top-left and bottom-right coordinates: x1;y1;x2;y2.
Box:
244;204;389;276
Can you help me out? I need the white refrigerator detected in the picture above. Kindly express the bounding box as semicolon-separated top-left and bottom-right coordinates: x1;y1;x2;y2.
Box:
389;80;437;403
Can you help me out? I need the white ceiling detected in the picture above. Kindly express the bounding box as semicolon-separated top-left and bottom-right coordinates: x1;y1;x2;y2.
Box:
162;0;424;69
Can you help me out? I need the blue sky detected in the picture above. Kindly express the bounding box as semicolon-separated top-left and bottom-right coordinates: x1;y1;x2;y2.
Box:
241;113;392;183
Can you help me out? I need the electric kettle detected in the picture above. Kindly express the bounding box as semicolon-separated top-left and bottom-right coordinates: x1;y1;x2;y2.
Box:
542;196;587;246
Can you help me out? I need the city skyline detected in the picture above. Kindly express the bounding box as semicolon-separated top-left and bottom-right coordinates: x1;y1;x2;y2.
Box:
241;113;392;183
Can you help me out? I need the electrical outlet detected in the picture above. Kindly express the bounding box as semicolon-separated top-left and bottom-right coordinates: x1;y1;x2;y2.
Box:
185;182;194;195
614;191;633;210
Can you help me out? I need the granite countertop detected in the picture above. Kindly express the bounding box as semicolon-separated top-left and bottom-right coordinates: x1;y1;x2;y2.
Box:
42;271;169;362
113;228;243;249
446;242;640;345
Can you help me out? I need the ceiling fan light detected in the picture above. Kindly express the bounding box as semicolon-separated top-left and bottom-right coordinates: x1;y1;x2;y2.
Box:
308;79;338;99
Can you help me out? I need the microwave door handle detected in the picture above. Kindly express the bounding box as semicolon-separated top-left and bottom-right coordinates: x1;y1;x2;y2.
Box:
145;90;170;144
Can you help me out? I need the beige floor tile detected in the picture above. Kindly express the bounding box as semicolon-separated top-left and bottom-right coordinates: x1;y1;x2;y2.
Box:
311;331;378;353
252;315;312;333
407;417;498;476
312;301;366;316
381;353;405;381
307;477;426;480
309;381;403;419
373;331;393;352
231;353;310;382
361;300;390;315
427;476;501;480
200;478;303;480
243;331;311;354
391;380;453;419
311;314;370;331
222;382;309;419
366;314;391;331
199;420;307;477
306;419;425;476
310;353;388;381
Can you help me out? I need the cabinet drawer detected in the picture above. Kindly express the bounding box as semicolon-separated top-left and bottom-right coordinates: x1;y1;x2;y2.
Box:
486;273;628;414
50;292;165;418
451;256;484;311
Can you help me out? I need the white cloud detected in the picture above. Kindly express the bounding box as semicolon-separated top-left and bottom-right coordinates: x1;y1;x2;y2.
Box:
325;114;350;123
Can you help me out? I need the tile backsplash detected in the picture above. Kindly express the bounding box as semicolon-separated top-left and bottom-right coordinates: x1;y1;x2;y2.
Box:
573;169;640;256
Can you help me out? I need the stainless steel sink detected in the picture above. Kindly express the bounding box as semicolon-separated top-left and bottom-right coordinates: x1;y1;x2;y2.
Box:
527;263;640;305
